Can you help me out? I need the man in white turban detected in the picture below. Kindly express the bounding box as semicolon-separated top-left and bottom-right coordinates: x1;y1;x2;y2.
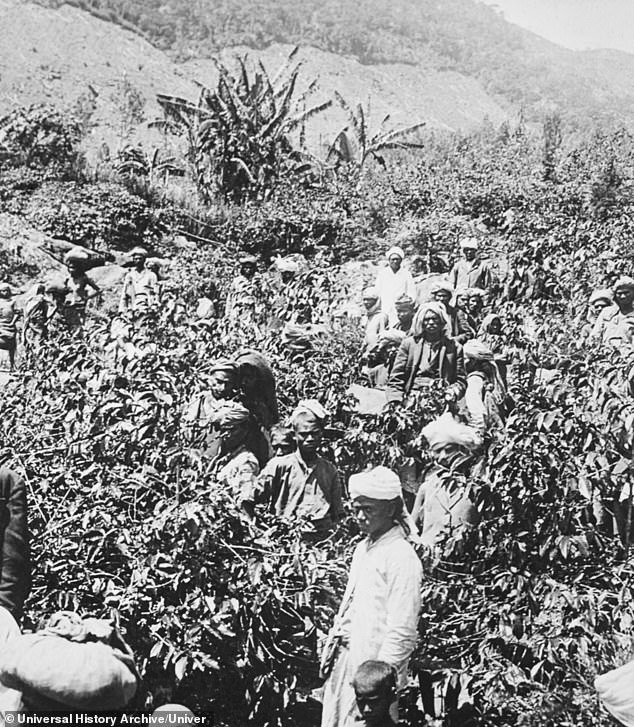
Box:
590;276;634;348
374;247;416;327
321;466;422;727
448;237;494;295
412;413;481;548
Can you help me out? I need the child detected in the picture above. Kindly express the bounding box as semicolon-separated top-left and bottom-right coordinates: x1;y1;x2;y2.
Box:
270;425;295;457
352;661;398;727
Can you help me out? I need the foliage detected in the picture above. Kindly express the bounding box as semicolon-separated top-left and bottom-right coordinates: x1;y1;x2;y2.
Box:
21;181;177;252
0;104;82;171
4;104;634;726
157;51;331;203
328;94;425;172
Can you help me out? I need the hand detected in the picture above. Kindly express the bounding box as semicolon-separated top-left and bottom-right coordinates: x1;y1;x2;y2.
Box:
444;388;458;403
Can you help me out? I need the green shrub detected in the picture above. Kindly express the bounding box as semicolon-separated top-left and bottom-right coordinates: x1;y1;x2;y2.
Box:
0;104;82;171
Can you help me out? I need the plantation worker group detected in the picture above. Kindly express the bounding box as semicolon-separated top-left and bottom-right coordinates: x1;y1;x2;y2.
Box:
4;223;634;726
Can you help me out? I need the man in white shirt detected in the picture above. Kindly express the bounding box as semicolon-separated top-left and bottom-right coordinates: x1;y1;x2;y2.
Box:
375;247;417;327
119;246;159;316
321;466;422;727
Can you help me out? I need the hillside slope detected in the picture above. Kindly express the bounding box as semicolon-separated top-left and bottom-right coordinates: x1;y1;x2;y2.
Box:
32;0;634;126
0;0;509;162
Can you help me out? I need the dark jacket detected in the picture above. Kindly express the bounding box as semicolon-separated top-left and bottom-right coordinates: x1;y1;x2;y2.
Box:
0;468;30;619
386;335;466;403
447;306;475;345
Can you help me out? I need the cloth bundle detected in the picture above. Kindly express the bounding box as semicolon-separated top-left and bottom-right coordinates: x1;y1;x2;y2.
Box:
0;611;139;710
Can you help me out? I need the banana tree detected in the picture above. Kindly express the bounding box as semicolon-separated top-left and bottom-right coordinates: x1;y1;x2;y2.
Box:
327;92;426;171
156;48;331;203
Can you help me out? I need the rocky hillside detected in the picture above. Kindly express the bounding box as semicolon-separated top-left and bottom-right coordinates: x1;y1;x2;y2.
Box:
30;0;634;127
1;0;508;162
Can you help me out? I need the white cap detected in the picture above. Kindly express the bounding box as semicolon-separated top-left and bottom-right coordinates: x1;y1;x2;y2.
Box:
349;466;402;500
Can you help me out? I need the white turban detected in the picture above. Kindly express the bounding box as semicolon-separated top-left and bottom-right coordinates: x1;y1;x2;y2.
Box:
276;257;300;273
588;288;613;305
290;399;329;428
386;246;405;261
411;301;451;338
362;286;380;300
463;339;495;362
349;466;402;501
422;413;481;451
431;280;454;296
460;237;479;250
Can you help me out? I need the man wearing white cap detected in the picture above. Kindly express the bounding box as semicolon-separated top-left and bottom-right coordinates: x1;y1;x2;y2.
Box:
119;246;159;316
590;276;634;348
412;413;481;549
374;247;417;327
256;400;342;536
320;466;422;727
448;238;494;294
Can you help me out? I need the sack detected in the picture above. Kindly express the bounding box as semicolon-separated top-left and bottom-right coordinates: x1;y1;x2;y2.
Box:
0;469;30;619
63;247;107;272
319;628;341;681
0;613;138;710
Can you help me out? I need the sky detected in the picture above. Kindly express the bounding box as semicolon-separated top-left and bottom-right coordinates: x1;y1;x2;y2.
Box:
480;0;634;54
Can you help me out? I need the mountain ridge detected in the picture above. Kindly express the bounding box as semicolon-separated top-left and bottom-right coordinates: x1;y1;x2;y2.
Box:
0;0;511;162
29;0;634;126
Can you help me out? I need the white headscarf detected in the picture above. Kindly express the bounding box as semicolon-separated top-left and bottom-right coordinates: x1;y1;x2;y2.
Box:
386;246;405;261
589;288;613;306
422;412;481;451
460;238;479;250
463;339;495;362
289;399;329;428
411;301;451;338
349;466;402;500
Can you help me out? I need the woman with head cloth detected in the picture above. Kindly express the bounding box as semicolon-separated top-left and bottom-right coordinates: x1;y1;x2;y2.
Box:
321;466;422;727
385;302;466;406
235;350;279;430
477;313;511;385
361;287;388;350
208;402;260;519
374;247;417;327
462;339;507;437
464;288;486;333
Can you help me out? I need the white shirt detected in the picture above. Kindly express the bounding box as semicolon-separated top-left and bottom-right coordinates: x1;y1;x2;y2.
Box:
375;266;416;326
338;526;422;686
120;268;158;313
